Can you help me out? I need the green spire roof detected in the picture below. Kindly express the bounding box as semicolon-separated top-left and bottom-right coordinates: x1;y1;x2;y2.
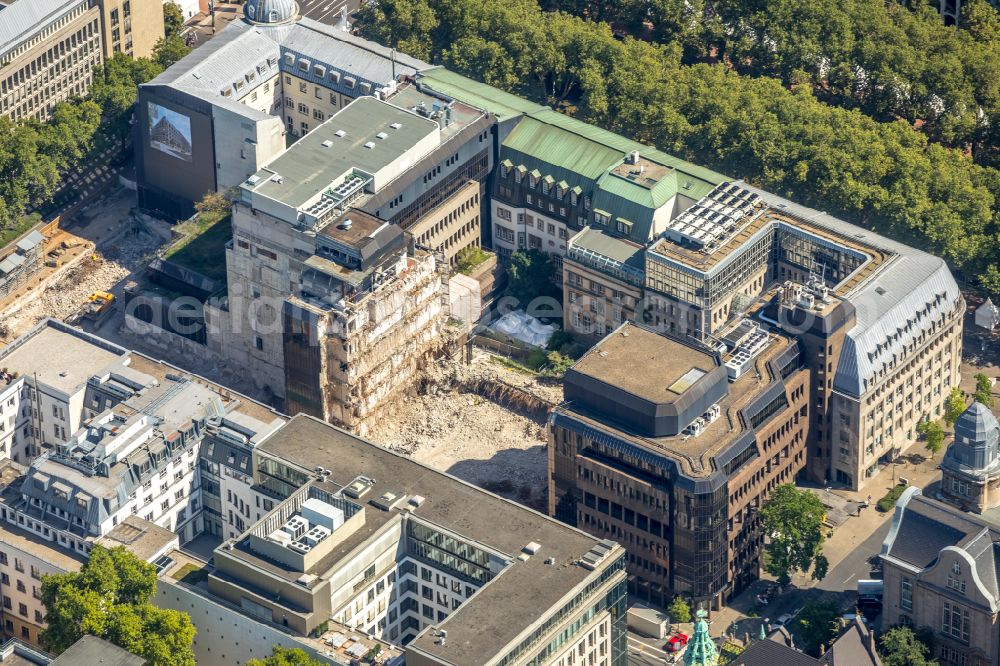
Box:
684;609;718;666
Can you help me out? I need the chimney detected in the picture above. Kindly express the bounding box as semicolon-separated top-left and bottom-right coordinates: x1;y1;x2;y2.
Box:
819;643;825;657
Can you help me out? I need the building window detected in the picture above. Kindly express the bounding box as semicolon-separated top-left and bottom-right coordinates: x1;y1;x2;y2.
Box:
255;337;264;351
900;577;912;611
942;602;970;642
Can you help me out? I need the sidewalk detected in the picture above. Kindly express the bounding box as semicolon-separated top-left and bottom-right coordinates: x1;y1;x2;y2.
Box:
710;449;942;634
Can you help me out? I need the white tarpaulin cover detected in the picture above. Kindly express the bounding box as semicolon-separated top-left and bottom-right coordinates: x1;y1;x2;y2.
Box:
975;298;999;331
489;310;555;348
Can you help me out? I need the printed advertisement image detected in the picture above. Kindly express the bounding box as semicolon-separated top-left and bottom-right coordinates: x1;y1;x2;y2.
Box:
148;102;193;162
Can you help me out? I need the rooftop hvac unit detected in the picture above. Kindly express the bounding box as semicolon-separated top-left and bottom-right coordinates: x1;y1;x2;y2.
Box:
703;404;721;423
690;417;706;436
268;529;292;546
281;515;308;540
288;540;312;554
302;525;331;546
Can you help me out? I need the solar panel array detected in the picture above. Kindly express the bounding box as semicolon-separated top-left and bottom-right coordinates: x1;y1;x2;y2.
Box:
663;183;762;252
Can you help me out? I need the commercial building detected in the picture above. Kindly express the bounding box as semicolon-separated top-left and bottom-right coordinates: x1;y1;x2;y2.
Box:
563;227;645;344
190;414;627;665
488;113;725;267
0;0;162;121
941;403;1000;513
733;617;881;666
881;487;1000;666
549;321;809;609
557;179;963;491
208;95;463;432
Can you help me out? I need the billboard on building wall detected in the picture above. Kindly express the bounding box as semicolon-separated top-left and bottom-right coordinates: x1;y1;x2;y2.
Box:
147;102;193;163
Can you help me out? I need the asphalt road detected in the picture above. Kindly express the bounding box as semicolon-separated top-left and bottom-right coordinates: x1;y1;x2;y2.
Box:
299;0;362;26
817;518;891;593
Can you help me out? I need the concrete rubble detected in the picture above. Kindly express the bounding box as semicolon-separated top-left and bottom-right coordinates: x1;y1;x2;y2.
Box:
370;351;562;511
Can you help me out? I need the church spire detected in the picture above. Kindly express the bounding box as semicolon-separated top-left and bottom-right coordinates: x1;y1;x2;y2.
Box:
684;609;718;666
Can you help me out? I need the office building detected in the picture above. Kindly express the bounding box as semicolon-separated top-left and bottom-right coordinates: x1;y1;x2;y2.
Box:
0;0;162;121
560;180;962;491
136;0;493;226
941;402;1000;513
563;227;645;344
156;414;628;665
881;487;1000;666
549;321;809;609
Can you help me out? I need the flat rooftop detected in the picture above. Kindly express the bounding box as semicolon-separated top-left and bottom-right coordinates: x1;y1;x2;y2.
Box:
246;96;439;209
0;322;127;395
385;80;486;143
251;415;621;664
572;325;716;405
560;324;795;477
97;515;176;563
648;205;888;290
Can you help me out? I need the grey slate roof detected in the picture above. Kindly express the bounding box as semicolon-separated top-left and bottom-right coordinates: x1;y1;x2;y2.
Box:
143;16;428;120
730;639;820;666
736;182;961;398
882;488;1000;606
0;0;88;55
956;402;1000;444
49;636;144;666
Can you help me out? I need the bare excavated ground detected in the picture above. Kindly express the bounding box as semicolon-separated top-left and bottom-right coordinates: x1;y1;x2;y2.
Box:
1;189;166;342
370;351;562;512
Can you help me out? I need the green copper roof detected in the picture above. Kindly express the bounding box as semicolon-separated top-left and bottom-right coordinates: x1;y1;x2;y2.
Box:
685;610;718;666
503;116;624;181
417;68;546;121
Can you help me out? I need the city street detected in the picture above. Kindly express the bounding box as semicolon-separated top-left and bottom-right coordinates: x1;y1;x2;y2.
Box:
299;0;362;25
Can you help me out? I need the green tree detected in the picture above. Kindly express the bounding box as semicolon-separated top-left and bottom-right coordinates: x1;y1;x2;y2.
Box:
944;387;967;427
794;600;839;656
354;0;1000;287
666;595;691;624
974;372;996;408
163;2;185;37
153;33;192;68
248;647;328;666
41;546;196;665
760;484;827;584
505;249;560;306
918;419;945;457
89;54;164;153
879;625;938;666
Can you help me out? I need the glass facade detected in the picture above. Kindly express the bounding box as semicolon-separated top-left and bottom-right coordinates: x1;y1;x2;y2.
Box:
774;225;867;285
497;553;627;666
406;521;497;585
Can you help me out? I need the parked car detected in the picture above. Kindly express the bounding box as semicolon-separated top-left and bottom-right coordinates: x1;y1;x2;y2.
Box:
665;633;689;652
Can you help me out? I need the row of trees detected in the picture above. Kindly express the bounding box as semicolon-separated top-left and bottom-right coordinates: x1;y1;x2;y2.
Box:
542;0;1000;168
357;0;1000;296
0;3;190;231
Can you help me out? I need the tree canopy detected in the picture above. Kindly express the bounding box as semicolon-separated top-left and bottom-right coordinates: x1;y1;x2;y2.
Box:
944;387;967;427
974;372;996;408
248;647;329;666
505;249;561;307
666;595;691;624
760;484;828;584
918;419;946;456
793;600;840;656
41;545;196;666
356;0;1000;295
879;625;938;666
163;2;185;37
